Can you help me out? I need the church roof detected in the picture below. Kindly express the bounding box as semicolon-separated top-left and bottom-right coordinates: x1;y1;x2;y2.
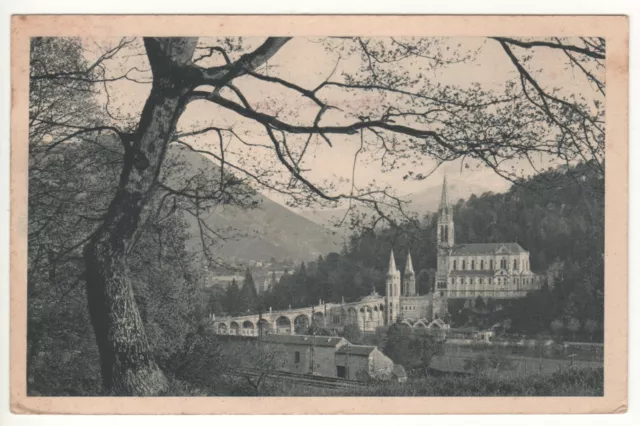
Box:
450;243;527;256
449;270;496;277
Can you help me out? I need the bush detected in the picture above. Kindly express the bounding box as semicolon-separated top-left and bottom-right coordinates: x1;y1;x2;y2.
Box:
341;323;363;343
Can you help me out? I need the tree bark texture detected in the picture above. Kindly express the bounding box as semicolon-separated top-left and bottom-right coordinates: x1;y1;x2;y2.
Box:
83;38;198;395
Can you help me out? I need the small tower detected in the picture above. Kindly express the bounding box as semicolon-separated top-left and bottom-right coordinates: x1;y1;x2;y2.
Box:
403;251;416;296
385;250;401;325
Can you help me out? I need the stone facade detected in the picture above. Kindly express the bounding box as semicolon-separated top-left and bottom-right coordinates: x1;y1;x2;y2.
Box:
334;344;395;380
263;334;347;377
261;335;397;381
434;175;544;300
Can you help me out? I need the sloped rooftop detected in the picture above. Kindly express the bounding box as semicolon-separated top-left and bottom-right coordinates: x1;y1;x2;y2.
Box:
263;334;346;347
336;344;377;357
451;243;527;256
449;270;496;277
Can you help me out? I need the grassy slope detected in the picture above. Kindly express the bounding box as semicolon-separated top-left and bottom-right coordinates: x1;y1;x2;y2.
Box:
165;367;603;397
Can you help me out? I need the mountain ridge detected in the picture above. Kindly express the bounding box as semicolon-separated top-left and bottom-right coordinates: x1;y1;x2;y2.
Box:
299;176;503;229
169;146;343;263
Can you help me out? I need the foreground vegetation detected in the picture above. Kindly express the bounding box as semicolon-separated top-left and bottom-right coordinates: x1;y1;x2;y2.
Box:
161;366;603;397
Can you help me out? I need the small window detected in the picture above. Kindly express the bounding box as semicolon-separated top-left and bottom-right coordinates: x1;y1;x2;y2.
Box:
295;351;300;363
462;260;466;270
480;260;484;270
453;260;457;270
490;260;494;269
337;366;346;378
471;260;475;270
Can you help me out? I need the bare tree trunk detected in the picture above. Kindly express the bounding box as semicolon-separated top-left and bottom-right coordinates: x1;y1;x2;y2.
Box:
83;38;198;395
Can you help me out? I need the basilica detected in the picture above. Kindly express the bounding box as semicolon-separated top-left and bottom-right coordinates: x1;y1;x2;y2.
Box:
433;175;544;300
213;176;546;336
363;174;545;326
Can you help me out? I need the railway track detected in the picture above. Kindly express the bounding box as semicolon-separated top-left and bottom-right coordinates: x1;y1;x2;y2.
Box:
222;367;367;389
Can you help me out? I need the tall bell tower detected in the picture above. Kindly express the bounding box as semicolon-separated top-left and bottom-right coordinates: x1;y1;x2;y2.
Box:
385;250;401;325
435;174;453;301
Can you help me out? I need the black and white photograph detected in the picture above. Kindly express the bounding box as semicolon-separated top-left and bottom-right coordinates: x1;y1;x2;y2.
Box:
14;15;627;410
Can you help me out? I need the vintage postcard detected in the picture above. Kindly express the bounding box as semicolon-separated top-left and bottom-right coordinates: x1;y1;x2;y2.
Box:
10;15;628;414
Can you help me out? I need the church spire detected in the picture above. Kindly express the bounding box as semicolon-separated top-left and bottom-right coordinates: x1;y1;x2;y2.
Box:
440;173;450;213
404;251;414;275
437;173;455;247
387;249;397;274
402;250;417;296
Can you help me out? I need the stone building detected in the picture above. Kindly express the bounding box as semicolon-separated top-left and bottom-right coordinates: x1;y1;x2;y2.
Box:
434;175;544;300
322;249;448;333
263;334;347;377
261;334;398;381
335;344;395;381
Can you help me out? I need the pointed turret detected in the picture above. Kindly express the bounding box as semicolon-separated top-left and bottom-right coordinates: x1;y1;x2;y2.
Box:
403;251;417;296
385;249;401;325
387;249;397;274
404;251;414;275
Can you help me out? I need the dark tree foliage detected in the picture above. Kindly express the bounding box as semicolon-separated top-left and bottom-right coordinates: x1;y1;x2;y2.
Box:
381;324;444;375
224;279;241;316
341;323;364;344
238;269;258;313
